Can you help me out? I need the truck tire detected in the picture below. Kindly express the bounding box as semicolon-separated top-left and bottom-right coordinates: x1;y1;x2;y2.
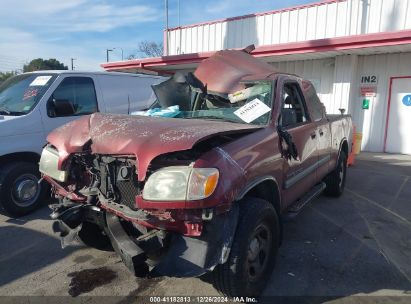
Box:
324;150;347;197
212;197;280;297
78;222;113;251
0;162;47;217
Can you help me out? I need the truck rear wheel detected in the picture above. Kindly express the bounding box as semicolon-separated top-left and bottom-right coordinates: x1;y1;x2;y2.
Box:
0;162;47;217
324;150;347;197
212;197;279;297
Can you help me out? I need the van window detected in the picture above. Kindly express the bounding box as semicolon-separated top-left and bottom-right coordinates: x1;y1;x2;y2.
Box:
0;73;57;116
48;77;98;117
98;75;160;114
281;82;309;128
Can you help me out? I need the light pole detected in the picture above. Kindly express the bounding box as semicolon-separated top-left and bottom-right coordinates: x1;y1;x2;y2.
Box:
70;58;76;70
113;47;124;61
106;49;113;62
165;0;169;56
178;0;180;27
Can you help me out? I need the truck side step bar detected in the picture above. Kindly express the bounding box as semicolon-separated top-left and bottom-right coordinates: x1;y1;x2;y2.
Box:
287;182;326;216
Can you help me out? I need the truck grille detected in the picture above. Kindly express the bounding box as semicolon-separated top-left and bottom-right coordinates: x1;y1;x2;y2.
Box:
115;178;139;210
98;158;139;210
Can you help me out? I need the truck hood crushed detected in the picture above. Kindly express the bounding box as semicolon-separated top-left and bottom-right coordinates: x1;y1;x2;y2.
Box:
47;112;262;180
194;49;276;94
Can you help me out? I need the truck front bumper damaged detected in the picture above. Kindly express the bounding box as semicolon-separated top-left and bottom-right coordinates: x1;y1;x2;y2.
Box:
149;204;238;278
51;202;106;248
51;203;239;278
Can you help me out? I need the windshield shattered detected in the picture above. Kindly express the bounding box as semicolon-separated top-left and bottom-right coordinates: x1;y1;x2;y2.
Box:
179;81;272;125
136;74;273;125
0;74;56;116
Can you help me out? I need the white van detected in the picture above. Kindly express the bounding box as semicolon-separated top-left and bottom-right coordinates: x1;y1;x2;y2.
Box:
0;71;164;216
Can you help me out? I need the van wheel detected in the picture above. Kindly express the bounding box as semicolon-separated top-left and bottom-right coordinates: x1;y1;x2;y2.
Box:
324;151;347;197
212;197;279;297
0;162;47;217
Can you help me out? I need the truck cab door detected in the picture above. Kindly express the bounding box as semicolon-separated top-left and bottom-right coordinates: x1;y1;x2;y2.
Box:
39;76;99;137
301;81;332;181
278;78;319;206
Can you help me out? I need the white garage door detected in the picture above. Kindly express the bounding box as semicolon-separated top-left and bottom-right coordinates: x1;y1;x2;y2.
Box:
385;77;411;154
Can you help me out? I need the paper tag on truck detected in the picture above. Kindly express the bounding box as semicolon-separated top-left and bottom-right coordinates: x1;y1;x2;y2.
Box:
234;98;271;123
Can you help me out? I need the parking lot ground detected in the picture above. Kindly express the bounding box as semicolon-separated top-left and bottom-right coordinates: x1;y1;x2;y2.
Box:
1;152;410;302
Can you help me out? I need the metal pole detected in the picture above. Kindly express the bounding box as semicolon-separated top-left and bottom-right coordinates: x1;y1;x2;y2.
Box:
178;0;182;54
165;0;169;56
178;0;180;27
106;49;112;62
70;58;76;70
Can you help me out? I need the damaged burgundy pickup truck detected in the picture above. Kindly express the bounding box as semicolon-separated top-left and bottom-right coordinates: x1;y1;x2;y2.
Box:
40;49;352;297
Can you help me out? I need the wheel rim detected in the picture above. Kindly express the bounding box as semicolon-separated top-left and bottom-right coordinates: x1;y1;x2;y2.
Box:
246;223;272;282
11;174;40;207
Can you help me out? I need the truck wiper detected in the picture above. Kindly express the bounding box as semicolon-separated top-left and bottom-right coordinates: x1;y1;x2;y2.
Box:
184;115;242;124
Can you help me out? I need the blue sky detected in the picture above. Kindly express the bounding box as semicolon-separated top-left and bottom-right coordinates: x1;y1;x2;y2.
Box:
0;0;314;72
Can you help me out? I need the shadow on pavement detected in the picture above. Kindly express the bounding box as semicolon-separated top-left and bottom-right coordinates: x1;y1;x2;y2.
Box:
2;204;51;225
0;195;56;223
0;224;80;287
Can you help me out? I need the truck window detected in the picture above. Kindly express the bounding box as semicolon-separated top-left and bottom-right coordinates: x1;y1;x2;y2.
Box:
281;82;309;128
48;77;98;117
302;81;325;121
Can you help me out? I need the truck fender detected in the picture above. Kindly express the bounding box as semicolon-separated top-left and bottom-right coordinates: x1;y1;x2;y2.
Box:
237;176;280;201
234;175;283;244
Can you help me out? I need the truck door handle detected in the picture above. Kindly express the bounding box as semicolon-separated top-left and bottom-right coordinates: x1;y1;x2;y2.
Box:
319;129;324;136
311;132;316;139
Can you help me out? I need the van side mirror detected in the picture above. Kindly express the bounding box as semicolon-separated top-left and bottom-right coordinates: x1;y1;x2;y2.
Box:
48;98;75;117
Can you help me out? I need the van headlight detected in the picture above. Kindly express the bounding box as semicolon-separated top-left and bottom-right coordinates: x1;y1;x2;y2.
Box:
142;166;219;201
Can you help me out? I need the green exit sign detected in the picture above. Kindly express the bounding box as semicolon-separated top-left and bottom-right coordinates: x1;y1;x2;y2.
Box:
362;99;370;109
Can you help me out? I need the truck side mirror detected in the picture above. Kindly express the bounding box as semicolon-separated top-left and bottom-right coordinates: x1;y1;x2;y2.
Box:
48;98;75;117
281;108;298;127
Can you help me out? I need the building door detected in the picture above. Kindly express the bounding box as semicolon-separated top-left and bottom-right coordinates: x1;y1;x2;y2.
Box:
385;77;411;155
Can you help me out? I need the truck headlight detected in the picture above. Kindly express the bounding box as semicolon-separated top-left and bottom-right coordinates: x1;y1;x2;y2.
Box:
143;166;219;201
39;146;68;182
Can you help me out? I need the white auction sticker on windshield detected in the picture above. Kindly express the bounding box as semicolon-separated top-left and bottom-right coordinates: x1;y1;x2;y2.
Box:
234;98;271;123
29;76;52;86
